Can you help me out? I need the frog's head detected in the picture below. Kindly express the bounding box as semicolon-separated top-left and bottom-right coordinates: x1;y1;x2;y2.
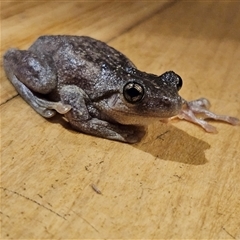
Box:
107;70;183;125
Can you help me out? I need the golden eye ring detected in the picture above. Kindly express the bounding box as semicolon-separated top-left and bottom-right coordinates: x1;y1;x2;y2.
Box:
123;82;144;103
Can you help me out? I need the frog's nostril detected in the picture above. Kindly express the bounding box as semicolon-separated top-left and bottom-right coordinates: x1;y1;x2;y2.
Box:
162;96;171;106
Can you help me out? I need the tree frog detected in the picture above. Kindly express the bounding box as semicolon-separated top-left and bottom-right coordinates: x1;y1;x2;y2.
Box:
3;35;239;143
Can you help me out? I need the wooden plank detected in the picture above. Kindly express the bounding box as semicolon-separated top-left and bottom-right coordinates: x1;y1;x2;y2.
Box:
1;1;169;104
1;1;240;239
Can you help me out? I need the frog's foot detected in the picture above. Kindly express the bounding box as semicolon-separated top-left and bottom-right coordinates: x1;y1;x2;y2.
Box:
176;98;240;133
35;98;72;117
7;73;71;118
71;119;146;143
3;48;72;118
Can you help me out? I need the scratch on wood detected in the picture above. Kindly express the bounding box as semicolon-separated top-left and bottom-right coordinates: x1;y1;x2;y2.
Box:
72;210;99;233
37;193;43;198
222;226;236;239
0;211;10;218
173;174;182;180
156;130;170;140
55;146;64;157
91;184;102;195
1;187;66;220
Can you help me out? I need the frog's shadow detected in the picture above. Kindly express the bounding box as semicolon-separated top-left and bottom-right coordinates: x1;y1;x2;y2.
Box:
134;123;210;165
48;115;210;165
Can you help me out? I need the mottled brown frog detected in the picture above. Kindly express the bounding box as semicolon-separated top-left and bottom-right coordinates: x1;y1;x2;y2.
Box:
3;35;239;142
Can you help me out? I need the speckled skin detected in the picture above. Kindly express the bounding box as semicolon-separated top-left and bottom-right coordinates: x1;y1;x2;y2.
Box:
3;35;239;142
3;35;183;142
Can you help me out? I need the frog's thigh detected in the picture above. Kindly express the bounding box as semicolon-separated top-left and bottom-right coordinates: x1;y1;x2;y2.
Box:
3;48;57;94
6;73;60;117
60;85;145;143
3;49;61;117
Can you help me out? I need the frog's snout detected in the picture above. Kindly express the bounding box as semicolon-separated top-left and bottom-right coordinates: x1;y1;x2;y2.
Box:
160;94;183;117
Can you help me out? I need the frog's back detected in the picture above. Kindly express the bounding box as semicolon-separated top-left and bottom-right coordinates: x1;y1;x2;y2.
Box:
29;35;136;99
29;35;134;69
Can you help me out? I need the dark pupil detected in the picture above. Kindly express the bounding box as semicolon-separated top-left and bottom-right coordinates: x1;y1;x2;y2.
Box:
127;87;140;99
124;82;144;103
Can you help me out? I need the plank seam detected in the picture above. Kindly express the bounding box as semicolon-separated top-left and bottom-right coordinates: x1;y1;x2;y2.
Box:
106;0;178;43
0;93;18;106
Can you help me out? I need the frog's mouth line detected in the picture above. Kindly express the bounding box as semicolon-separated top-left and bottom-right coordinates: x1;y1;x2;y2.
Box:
107;108;175;126
94;91;181;125
107;103;180;122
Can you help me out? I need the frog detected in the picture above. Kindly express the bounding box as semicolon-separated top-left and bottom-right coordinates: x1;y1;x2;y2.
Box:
3;35;239;143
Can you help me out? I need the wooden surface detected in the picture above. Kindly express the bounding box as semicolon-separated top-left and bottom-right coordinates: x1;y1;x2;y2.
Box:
1;1;240;239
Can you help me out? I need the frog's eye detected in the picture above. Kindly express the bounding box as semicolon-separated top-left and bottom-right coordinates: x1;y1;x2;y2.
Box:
176;74;183;91
123;82;144;103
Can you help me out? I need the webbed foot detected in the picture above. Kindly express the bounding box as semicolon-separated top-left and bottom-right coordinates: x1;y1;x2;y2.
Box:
176;98;239;133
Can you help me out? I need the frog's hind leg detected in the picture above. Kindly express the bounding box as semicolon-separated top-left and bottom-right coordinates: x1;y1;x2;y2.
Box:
3;49;71;118
60;85;145;143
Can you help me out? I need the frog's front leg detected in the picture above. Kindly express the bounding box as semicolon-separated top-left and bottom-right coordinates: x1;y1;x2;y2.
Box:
177;98;239;133
3;49;71;118
60;85;145;143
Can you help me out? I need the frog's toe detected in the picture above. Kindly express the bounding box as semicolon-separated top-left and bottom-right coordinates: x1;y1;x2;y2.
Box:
41;109;57;118
55;102;72;114
177;108;217;133
35;98;72;116
177;98;239;132
187;98;211;110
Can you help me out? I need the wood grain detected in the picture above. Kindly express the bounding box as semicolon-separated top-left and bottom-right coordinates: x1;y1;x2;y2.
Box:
1;1;240;239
